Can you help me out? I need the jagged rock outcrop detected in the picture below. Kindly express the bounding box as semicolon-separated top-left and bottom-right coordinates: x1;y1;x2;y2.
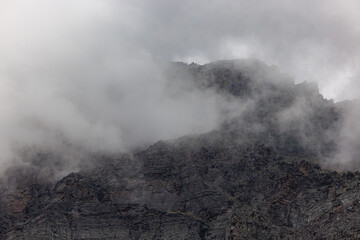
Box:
2;132;360;239
1;59;359;239
169;60;341;157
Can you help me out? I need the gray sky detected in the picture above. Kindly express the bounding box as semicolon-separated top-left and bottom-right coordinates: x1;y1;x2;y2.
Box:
2;0;359;99
0;0;359;170
135;0;360;101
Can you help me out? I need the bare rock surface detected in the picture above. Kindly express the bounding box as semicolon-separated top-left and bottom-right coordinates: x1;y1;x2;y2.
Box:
1;60;359;239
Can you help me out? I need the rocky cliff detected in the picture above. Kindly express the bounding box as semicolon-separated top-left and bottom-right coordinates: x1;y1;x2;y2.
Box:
1;59;359;239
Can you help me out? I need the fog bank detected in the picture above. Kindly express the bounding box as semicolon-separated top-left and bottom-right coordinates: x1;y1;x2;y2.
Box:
1;0;360;173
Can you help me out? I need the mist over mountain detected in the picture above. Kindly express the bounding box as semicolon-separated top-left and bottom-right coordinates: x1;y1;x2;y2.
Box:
2;0;360;239
1;0;360;173
166;60;351;167
1;60;360;239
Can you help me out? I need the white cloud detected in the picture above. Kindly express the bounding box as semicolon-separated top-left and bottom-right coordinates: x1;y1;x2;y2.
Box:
1;0;360;172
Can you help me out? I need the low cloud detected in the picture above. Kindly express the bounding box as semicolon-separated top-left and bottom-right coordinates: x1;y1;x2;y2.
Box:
1;0;360;174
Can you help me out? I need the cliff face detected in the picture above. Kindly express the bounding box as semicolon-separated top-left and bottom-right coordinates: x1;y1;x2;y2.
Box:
1;60;359;239
169;60;341;157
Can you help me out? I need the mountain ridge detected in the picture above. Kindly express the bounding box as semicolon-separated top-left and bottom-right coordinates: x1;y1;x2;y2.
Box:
1;59;359;239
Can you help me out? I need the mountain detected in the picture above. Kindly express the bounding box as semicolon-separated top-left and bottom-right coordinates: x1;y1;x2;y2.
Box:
1;59;359;239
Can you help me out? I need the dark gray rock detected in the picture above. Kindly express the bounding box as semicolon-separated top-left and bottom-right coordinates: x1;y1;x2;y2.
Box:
1;59;359;239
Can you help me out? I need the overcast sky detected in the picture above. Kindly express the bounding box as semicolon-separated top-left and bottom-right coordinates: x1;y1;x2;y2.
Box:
143;0;360;101
151;0;360;101
1;0;360;101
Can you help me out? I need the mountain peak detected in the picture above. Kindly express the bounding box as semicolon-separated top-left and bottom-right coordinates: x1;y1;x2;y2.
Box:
1;59;359;239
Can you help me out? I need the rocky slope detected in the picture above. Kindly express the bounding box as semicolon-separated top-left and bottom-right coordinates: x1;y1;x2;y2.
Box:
1;59;359;239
